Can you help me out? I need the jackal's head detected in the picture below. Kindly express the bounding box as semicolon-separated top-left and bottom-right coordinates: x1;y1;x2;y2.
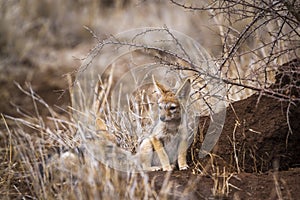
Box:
153;77;191;122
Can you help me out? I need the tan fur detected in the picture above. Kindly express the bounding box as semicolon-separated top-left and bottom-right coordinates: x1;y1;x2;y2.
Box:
139;77;191;171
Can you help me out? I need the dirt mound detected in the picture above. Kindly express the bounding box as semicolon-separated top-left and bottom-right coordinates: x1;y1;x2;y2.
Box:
186;59;300;174
213;94;299;172
188;84;300;174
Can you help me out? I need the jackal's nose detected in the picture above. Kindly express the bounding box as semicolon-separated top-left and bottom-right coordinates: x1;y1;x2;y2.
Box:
160;116;166;121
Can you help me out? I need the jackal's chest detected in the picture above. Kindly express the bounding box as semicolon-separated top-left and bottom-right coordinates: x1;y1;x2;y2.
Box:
151;119;181;140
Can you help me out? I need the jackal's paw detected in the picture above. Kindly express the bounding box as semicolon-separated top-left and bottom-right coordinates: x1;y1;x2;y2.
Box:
148;166;162;171
162;165;173;171
179;164;189;170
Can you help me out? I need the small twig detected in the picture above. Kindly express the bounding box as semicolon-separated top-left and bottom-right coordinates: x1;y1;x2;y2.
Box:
232;120;241;173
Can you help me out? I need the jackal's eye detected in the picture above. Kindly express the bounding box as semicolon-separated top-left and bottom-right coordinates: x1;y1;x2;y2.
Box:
169;105;177;110
158;104;163;110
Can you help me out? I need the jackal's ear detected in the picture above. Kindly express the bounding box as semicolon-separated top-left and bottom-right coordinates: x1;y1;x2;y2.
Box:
175;78;191;100
152;75;168;95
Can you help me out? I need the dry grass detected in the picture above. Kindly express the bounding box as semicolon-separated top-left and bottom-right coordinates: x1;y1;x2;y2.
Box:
0;83;158;199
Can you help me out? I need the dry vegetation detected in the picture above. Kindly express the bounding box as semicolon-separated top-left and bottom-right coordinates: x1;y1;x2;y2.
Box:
0;0;299;199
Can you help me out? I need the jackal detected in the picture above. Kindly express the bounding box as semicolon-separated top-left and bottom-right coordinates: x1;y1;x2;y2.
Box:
43;76;192;177
139;77;191;171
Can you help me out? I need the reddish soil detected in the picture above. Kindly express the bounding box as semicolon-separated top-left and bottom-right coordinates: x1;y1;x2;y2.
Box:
148;93;300;199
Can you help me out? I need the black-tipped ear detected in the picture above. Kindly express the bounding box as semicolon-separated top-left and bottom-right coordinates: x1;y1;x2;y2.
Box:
175;78;191;100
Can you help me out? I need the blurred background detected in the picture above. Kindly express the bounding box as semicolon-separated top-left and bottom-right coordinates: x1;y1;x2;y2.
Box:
0;0;223;117
0;0;298;116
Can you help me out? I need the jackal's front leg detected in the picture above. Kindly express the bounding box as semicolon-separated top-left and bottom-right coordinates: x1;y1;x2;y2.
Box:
178;139;189;170
139;138;154;170
151;137;172;171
